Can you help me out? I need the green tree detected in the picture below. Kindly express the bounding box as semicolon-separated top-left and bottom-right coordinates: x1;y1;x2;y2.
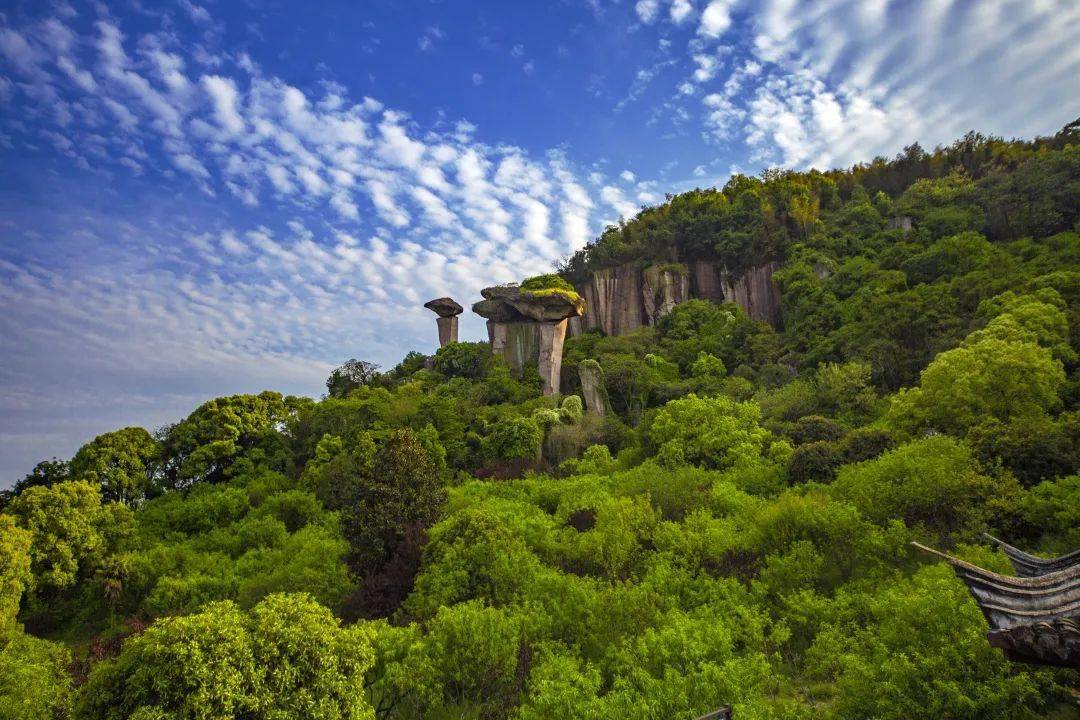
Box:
74;593;376;720
333;429;445;578
0;515;32;631
890;336;1064;436
327;359;382;398
162;392;296;487
70;426;161;505
483;417;543;464
649;394;772;470
433;342;492;380
7;480;132;591
830;436;1014;538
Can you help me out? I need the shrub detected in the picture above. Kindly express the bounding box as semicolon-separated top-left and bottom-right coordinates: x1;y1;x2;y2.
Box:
433;342;493;380
484;418;543;464
649;394;771;470
787;441;843;484
831;436;1016;538
790;415;844;445
559;395;584;424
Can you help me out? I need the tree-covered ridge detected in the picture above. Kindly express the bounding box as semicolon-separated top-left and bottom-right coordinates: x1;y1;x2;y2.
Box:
1;123;1078;719
559;120;1079;282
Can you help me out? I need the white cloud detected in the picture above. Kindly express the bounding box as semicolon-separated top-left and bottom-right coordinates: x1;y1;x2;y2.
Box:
692;53;719;83
636;0;661;23
699;0;734;38
171;152;210;179
472;72;484;85
220;231;247;254
56;56;96;92
180;0;212;23
418;26;443;52
600;185;637;219
670;0;694;24
202;75;244;134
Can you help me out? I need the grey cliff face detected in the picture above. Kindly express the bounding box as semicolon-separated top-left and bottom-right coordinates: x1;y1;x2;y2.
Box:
571;260;782;337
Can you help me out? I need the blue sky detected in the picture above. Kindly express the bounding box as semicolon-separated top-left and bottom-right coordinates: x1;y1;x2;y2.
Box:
1;0;1078;485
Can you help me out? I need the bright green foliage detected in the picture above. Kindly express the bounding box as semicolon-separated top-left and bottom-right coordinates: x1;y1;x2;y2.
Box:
690;351;726;379
649;394;771;469
326;359;382;398
831;436;1014;538
74;593;375;720
0;632;72;720
1019;474;1080;553
7;480;132;591
657;300;770;372
432;341;492;380
891;335;1064;436
70;426;161;504
7;122;1080;720
0;515;32;630
559;395;584;423
520;273;576;293
807;565;1052;720
484;417;543;463
162;392;297;487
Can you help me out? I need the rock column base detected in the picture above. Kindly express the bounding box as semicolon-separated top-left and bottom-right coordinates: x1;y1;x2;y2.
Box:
436;316;459;346
538;319;568;396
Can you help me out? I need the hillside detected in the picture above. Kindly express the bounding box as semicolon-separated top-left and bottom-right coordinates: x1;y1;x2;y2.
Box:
1;122;1079;719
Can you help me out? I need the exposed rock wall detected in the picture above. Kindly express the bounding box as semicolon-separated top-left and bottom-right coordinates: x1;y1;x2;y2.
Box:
488;321;540;374
642;265;690;325
689;260;724;303
436;316;458;345
578;263;645;336
719;261;782;326
570;260;782;337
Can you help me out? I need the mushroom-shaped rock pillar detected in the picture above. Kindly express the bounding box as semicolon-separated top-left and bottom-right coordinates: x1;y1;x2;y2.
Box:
424;297;464;347
473;284;585;396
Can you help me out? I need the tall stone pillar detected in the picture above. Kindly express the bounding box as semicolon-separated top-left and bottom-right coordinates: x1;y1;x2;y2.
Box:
537;319;568;396
472;283;585;396
577;359;607;416
424;297;463;347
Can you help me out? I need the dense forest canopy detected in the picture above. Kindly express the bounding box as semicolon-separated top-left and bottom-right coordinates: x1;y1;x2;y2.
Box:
1;121;1078;719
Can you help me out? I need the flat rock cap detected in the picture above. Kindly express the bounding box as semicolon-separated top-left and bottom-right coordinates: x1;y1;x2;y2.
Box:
424;297;464;317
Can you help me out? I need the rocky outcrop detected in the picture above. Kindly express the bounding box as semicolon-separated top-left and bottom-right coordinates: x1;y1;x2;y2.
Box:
424;297;463;346
887;216;913;232
642;264;690;325
577;263;645;336
570;260;782;336
577;360;607;417
473;285;583;396
719;261;782;326
689;260;725;303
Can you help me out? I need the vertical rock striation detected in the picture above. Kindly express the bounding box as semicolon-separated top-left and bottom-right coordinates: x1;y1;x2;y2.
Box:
569;259;782;336
642;264;690;325
473;285;584;396
718;261;782;326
